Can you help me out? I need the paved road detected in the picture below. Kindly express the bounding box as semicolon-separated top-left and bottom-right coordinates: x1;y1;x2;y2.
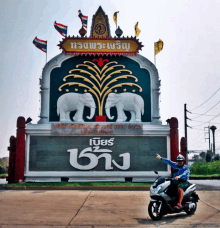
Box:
0;190;219;228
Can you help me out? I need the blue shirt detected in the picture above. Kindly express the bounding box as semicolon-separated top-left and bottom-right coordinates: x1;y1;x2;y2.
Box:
161;158;190;182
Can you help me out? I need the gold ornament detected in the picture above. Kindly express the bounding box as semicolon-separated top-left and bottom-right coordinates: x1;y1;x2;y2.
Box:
84;89;87;92
114;89;117;93
66;89;69;92
75;88;78;91
132;90;135;92
123;88;126;92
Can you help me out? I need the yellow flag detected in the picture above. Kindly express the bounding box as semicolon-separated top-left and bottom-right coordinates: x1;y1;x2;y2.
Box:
155;39;163;55
135;22;141;38
113;11;119;27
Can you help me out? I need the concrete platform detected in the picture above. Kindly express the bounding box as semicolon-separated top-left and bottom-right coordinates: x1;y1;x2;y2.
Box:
0;190;219;227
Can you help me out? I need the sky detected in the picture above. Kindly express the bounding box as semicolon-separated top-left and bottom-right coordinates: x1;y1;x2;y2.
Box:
1;0;220;158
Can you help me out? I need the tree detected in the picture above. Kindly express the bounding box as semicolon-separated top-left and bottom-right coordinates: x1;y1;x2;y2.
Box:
206;150;212;162
200;151;206;161
214;154;220;161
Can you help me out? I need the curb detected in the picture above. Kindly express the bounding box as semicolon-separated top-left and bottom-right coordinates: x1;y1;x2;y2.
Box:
1;186;151;191
189;177;220;180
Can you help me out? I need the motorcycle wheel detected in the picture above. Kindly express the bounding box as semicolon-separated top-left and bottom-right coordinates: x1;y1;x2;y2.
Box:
184;202;197;215
148;201;163;221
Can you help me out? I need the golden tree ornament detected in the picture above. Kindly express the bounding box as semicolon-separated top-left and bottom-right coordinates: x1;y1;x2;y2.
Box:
58;59;143;116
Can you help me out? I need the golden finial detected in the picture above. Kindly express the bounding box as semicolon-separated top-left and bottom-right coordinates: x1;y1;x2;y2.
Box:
75;88;78;91
66;89;69;92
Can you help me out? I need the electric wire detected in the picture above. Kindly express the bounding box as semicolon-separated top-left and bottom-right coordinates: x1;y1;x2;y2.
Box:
191;112;220;127
190;119;220;124
189;88;220;111
190;100;220;119
190;127;205;131
189;113;219;117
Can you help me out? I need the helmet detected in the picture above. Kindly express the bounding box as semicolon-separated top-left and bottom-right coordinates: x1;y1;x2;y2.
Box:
176;154;185;162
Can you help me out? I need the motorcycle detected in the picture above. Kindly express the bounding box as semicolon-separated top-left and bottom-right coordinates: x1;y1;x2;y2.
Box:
148;169;199;221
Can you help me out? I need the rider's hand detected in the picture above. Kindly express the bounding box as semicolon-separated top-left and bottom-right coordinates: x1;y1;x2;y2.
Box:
156;154;161;160
174;176;180;180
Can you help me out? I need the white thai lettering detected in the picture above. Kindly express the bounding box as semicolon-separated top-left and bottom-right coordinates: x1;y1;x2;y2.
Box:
92;137;100;146
83;42;88;49
112;153;130;170
68;147;130;170
89;42;96;49
110;42;115;49
70;42;77;49
108;138;115;146
97;43;102;49
122;43;130;51
77;42;82;49
116;40;121;49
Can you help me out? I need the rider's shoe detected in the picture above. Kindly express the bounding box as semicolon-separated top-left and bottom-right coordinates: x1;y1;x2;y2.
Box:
174;205;182;210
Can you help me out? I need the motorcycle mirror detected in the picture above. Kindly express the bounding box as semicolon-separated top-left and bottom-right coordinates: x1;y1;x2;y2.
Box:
154;171;158;174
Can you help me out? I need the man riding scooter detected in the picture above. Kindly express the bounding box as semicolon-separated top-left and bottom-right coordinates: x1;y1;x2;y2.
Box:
156;153;190;210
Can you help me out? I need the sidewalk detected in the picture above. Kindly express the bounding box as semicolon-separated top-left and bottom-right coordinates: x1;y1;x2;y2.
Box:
1;179;220;191
0;190;219;227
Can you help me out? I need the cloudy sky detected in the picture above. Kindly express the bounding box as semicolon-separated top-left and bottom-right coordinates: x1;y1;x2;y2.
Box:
1;0;220;158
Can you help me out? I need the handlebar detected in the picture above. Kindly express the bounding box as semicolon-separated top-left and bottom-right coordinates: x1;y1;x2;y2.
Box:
166;177;175;181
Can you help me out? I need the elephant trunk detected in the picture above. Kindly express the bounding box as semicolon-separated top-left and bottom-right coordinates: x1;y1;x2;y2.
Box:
86;107;95;120
105;107;114;120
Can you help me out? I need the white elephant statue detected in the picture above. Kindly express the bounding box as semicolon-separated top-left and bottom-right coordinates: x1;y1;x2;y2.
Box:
105;92;144;122
57;93;96;122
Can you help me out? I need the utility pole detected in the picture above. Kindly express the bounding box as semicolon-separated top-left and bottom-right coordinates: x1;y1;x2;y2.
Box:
184;104;192;165
204;125;210;150
184;104;187;155
210;125;217;157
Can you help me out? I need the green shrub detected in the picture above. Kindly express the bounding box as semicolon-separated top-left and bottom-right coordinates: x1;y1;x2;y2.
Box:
190;160;220;175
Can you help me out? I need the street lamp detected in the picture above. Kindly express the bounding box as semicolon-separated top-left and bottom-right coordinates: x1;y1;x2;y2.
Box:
210;125;217;157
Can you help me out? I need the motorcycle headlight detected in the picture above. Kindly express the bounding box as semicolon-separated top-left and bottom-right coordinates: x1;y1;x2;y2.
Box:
150;185;162;194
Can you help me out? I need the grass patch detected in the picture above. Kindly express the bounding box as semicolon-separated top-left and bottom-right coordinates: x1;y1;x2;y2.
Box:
190;160;220;175
190;174;220;178
6;182;152;187
0;174;8;178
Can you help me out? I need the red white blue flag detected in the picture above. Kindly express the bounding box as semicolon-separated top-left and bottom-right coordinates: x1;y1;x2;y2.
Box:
78;10;88;29
54;21;67;37
33;37;47;53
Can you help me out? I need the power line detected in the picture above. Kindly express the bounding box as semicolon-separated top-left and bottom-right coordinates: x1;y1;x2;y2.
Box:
190;100;220;119
189;113;219;117
190;127;205;131
191;112;220;127
191;119;220;124
189;88;220;111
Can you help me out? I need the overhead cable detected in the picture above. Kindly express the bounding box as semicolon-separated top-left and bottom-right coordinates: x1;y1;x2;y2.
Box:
190;127;205;131
189;88;220;111
191;112;220;127
189;113;219;117
190;100;220;119
191;119;220;124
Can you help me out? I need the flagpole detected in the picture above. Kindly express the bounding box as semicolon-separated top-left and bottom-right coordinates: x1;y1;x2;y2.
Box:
46;41;47;64
154;42;156;66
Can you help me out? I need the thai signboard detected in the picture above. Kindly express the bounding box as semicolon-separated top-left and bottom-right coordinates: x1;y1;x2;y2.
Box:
28;136;167;172
58;37;143;56
51;123;143;135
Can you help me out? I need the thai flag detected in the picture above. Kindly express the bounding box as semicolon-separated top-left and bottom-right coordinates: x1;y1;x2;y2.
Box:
33;37;47;53
78;10;88;29
54;21;67;37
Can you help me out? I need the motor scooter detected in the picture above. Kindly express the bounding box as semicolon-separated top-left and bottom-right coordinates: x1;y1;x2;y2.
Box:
148;169;199;221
